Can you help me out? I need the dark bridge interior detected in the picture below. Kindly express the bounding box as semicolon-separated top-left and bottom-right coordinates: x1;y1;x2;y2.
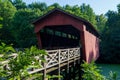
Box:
40;25;81;49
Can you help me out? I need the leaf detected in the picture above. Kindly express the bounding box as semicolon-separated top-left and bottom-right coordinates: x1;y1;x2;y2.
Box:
5;46;15;52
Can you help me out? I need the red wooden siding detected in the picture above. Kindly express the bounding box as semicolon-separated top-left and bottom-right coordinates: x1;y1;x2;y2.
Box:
33;9;99;63
34;11;84;33
83;28;99;62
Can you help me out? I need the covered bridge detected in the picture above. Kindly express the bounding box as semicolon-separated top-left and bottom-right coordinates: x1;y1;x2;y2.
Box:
33;8;99;63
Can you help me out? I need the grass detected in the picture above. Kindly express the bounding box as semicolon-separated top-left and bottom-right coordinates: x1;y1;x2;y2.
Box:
97;64;120;78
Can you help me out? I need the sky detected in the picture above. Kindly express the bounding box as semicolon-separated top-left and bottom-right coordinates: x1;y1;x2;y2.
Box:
23;0;120;15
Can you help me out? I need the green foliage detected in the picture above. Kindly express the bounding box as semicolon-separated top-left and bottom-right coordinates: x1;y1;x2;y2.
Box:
11;0;27;10
96;14;107;33
108;71;118;80
11;8;42;47
0;0;16;21
81;61;106;80
0;0;16;44
81;61;119;80
28;2;47;11
50;3;61;9
80;4;97;27
0;17;3;28
8;46;47;79
0;42;15;78
30;73;43;80
0;43;65;80
117;4;120;13
63;4;97;28
0;42;47;79
98;4;120;63
46;75;63;80
0;42;15;54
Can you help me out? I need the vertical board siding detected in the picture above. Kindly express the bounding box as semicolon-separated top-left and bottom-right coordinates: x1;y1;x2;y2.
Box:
84;30;99;63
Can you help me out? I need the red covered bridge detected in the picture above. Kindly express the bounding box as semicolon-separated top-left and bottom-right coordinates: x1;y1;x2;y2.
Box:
32;8;99;79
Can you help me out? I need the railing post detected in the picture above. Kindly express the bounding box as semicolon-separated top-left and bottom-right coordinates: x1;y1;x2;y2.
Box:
66;49;70;80
58;49;60;80
43;55;47;80
74;49;76;67
78;48;80;64
67;49;69;73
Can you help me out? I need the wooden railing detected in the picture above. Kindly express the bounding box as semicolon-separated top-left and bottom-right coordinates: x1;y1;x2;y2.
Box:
0;47;80;79
29;47;80;74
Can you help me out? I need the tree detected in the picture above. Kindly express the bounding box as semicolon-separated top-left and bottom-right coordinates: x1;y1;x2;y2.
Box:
96;14;107;33
0;17;3;28
117;4;120;13
64;4;97;28
0;0;3;28
50;3;61;8
71;5;82;17
80;4;97;27
45;3;62;13
28;2;47;11
98;5;120;63
11;8;42;47
63;4;72;10
11;0;27;9
0;0;16;44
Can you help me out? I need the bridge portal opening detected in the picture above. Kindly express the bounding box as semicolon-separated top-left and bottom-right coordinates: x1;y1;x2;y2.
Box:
39;25;81;49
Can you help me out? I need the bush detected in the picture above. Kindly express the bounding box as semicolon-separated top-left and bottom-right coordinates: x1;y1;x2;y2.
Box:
81;61;106;80
0;42;47;79
81;61;119;80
